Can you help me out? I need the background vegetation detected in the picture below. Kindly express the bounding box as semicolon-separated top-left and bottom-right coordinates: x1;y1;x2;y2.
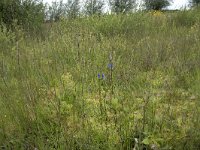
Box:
0;0;200;150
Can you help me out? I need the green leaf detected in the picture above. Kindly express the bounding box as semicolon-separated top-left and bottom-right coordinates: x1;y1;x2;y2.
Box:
142;138;150;145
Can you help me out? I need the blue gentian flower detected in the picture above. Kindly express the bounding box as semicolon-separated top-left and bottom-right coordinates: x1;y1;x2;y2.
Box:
102;74;105;80
98;73;101;79
108;63;113;70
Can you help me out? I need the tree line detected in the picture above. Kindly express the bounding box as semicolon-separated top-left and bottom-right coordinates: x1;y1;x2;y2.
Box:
0;0;199;31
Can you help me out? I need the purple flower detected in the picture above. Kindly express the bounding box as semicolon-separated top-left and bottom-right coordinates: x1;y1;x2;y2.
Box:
102;74;105;79
98;73;101;79
108;63;113;70
98;73;106;80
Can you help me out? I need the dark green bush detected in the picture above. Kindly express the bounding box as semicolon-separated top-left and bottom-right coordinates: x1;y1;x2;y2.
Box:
0;0;45;32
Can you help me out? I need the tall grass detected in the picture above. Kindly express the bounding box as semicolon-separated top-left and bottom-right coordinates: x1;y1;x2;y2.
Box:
1;9;200;149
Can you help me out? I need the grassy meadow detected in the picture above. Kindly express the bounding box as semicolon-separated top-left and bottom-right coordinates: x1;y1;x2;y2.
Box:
1;9;200;149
